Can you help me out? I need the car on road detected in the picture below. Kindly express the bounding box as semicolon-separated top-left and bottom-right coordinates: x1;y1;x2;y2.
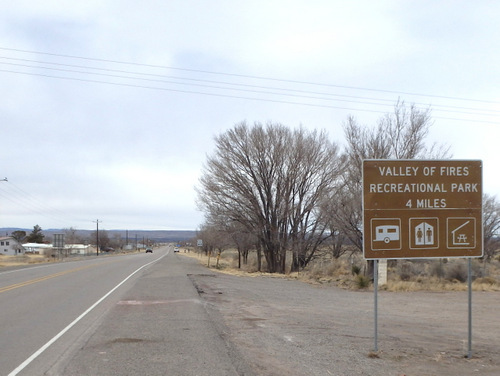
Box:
174;247;180;252
145;248;153;253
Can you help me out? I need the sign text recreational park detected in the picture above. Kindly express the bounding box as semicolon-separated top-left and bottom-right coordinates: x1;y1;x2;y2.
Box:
363;160;483;260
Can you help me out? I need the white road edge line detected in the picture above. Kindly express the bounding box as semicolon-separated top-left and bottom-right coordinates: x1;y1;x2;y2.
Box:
8;252;168;376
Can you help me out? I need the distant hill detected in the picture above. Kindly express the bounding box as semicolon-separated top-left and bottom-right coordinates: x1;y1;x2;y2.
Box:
0;228;197;243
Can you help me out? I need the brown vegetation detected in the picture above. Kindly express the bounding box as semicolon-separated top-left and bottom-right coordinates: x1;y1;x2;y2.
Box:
0;254;51;267
181;247;500;292
195;101;494;280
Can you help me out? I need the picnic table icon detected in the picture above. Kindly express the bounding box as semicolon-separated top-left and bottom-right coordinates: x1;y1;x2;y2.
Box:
451;221;470;245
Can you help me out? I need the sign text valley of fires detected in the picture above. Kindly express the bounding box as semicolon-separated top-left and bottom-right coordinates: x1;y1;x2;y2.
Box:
363;160;482;259
369;165;479;209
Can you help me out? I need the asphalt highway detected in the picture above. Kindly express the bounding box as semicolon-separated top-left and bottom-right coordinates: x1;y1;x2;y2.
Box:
3;246;500;375
1;245;251;376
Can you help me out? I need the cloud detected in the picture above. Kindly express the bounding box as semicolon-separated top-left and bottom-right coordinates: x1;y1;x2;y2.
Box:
0;1;498;231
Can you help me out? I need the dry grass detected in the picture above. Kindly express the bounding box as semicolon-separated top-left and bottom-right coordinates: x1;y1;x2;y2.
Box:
0;254;51;267
180;248;500;292
382;278;468;292
178;249;296;280
472;277;500;291
382;278;500;292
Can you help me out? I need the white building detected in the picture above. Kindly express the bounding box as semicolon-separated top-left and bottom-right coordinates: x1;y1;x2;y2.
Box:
23;243;53;255
0;236;25;256
65;244;93;255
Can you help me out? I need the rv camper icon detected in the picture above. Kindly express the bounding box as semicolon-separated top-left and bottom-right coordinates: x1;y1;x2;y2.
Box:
370;218;402;251
374;225;400;244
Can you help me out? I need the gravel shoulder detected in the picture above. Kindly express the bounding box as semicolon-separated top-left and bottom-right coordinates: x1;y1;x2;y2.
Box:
189;269;500;376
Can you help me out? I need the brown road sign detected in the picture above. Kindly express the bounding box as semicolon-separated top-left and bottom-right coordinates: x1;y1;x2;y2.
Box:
363;160;483;259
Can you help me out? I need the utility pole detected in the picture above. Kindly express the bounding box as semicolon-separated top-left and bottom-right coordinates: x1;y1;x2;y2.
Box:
1;179;7;237
93;219;101;256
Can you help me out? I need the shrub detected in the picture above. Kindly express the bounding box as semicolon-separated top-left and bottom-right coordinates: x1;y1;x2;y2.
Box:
471;261;486;278
325;260;344;276
398;262;414;281
302;260;344;281
306;264;324;280
429;261;445;278
355;274;371;289
445;263;468;282
474;276;498;285
351;264;362;276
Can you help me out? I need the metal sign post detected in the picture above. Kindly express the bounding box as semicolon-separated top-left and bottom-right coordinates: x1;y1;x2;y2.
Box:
374;259;378;352
363;159;483;356
468;258;473;359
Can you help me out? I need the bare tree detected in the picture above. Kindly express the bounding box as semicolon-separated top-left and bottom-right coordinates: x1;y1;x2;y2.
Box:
483;194;500;260
11;230;27;243
91;229;110;251
63;227;84;245
381;100;450;159
197;121;343;273
196;223;216;256
197;218;233;267
225;222;257;269
327;101;450;275
111;233;124;250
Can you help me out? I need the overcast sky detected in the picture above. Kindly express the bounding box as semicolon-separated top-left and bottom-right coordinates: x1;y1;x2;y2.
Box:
0;1;499;231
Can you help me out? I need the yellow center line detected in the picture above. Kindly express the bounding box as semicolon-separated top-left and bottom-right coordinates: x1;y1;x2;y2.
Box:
0;260;119;294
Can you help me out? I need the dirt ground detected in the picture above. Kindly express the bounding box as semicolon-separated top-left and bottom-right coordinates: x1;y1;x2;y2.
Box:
185;254;500;376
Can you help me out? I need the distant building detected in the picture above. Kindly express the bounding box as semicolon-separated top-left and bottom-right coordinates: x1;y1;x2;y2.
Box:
0;236;26;256
23;243;53;255
23;243;95;256
65;244;93;255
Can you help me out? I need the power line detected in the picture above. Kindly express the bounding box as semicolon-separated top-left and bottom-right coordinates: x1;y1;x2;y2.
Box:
7;182;68;217
2;67;498;125
0;68;392;114
1;46;498;105
1;56;499;117
0;180;89;227
0;46;498;125
0;179;172;231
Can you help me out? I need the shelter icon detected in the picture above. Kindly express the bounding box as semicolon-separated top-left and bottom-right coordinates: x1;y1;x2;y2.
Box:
447;218;476;248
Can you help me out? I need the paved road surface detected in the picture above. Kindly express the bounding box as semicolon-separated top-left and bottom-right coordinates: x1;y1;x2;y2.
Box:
1;246;251;376
1;249;161;375
2;246;500;375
